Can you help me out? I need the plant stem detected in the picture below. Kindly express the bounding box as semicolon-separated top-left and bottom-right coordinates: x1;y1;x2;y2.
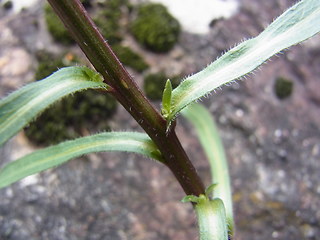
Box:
47;0;205;196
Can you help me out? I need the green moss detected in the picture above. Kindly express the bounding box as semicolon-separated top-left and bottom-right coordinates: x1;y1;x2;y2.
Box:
113;45;149;72
130;3;180;53
44;0;92;44
105;0;128;9
3;1;13;10
44;4;74;45
24;90;117;146
274;77;294;99
80;0;92;8
94;16;122;45
93;0;129;45
144;72;180;100
93;1;149;71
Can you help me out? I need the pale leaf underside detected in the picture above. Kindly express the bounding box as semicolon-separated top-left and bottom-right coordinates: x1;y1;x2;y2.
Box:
169;0;320;123
0;66;107;146
0;132;162;189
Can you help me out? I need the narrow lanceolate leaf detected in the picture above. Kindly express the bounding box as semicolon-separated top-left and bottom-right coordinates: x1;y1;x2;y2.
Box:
182;103;233;234
195;196;228;240
169;0;320;122
161;79;173;119
0;132;163;189
0;66;108;146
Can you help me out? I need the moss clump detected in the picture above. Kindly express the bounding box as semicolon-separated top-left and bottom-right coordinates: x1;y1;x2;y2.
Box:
274;77;294;99
93;0;129;45
143;72;180;100
93;1;149;72
3;1;13;10
94;16;122;45
80;0;92;9
24;90;117;146
44;4;74;45
44;0;92;44
113;45;149;72
131;3;180;53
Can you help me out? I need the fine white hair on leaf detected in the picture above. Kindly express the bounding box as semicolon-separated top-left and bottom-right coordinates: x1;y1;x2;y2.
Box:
167;0;320;127
180;74;194;83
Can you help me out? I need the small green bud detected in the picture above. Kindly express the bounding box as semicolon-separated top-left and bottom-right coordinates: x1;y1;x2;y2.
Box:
205;183;218;198
161;79;173;119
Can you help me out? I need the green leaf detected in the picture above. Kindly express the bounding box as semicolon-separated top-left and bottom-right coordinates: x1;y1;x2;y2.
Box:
161;79;173;119
182;103;233;233
195;198;228;240
0;66;108;146
205;183;218;197
168;0;320;122
0;132;163;189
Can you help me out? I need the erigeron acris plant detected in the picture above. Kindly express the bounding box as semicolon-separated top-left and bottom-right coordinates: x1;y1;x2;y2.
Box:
1;0;319;239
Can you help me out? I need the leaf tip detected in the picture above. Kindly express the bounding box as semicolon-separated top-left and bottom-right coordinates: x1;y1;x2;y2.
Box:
81;66;104;83
161;79;173;119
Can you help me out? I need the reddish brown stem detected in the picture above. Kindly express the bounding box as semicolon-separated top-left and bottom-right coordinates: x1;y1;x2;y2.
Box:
47;0;205;196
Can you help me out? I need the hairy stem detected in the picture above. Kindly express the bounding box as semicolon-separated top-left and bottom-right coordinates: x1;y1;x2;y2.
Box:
47;0;205;196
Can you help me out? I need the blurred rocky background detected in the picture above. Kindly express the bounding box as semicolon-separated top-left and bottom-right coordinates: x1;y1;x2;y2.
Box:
0;0;319;239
